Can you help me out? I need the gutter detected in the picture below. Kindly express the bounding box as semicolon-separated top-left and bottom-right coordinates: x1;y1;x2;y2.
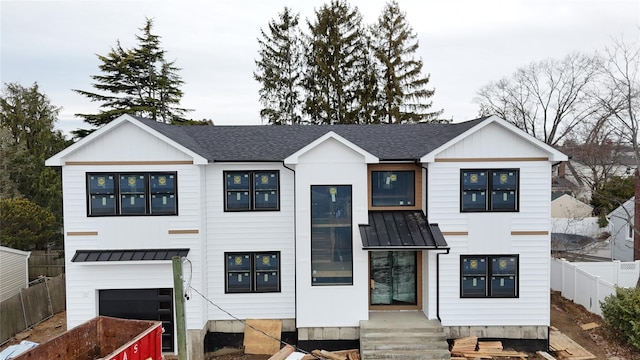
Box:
436;248;451;322
282;161;297;330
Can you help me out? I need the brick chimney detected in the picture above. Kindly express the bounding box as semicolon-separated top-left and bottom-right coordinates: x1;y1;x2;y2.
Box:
558;162;566;178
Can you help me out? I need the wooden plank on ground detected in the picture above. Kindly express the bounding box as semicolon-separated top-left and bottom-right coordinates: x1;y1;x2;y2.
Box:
537;351;558;360
268;345;295;360
243;319;282;355
550;330;596;360
311;350;347;360
580;322;599;331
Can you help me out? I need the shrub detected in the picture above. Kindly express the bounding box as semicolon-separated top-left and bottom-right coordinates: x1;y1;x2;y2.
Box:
600;286;640;350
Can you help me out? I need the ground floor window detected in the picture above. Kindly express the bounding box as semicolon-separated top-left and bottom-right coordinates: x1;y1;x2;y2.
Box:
311;185;353;285
225;252;280;293
98;288;174;351
460;255;519;298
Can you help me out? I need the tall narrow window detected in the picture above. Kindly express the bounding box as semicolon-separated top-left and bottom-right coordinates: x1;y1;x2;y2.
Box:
311;185;352;285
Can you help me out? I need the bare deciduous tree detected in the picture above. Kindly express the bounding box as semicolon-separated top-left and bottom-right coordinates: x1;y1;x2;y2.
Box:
476;52;602;146
595;38;640;261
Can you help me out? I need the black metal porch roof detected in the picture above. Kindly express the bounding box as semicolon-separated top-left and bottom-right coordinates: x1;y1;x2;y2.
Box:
359;211;448;250
71;248;189;262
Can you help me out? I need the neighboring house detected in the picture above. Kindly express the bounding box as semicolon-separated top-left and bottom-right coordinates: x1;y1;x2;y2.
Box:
609;197;635;262
46;114;566;359
0;246;30;302
551;194;593;219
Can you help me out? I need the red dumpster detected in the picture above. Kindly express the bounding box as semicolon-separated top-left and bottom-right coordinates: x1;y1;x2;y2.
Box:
13;316;163;360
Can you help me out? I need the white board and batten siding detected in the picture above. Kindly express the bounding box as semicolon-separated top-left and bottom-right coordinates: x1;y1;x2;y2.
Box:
288;137;371;328
205;163;296;321
0;246;30;302
426;122;554;327
56;122;207;329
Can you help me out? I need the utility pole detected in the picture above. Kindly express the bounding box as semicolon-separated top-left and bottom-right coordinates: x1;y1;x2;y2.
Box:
173;256;188;360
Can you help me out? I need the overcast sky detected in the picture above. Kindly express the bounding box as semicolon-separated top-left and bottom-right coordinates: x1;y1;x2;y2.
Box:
1;0;639;135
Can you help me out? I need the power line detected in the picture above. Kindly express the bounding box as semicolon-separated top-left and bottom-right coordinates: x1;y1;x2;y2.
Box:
181;258;319;358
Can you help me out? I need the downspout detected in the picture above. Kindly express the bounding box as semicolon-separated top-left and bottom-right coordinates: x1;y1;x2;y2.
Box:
282;161;297;331
436;248;450;322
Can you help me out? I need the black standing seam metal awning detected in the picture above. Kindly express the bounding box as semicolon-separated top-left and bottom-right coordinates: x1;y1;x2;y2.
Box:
358;211;448;250
71;248;190;262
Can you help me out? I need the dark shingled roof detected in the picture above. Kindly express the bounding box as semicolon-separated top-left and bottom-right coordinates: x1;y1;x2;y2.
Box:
137;117;488;162
359;211;448;250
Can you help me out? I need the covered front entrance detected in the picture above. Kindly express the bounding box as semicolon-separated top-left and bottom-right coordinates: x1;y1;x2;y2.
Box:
370;251;421;309
359;210;449;310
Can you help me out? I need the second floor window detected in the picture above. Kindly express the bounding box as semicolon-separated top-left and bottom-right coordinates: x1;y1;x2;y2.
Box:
461;169;519;212
371;170;415;207
224;171;279;211
87;172;177;216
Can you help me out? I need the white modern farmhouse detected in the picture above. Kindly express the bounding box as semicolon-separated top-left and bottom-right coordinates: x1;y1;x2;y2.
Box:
46;114;566;359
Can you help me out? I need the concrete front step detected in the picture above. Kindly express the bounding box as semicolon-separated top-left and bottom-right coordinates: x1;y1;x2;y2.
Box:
362;332;447;340
361;349;451;360
360;312;451;360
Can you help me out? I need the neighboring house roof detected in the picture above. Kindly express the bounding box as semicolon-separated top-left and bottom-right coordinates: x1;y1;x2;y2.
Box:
608;196;635;222
0;246;30;257
550;194;593;218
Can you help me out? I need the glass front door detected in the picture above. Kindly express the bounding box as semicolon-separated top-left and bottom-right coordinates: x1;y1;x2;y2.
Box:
370;251;418;307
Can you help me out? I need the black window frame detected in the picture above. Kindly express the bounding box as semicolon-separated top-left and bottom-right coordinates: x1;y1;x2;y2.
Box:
224;251;281;293
460;169;519;212
370;170;416;207
87;172;178;216
311;185;353;286
460;254;519;298
223;170;280;211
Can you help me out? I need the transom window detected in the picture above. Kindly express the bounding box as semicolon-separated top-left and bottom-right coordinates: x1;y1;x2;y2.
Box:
371;171;415;207
224;171;279;211
460;255;519;298
461;169;519;212
311;185;353;286
87;172;177;216
224;252;280;293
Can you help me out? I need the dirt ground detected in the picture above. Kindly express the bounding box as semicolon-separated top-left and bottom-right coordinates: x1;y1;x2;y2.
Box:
2;293;639;359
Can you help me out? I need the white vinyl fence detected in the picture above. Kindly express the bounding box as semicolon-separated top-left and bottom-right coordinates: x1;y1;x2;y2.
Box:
550;257;640;316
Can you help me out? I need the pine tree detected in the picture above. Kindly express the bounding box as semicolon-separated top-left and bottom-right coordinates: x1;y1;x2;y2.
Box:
371;1;440;123
0;82;70;223
254;7;304;125
303;0;370;124
74;18;189;136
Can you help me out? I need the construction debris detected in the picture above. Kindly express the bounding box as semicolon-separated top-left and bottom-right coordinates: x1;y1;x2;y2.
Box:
450;337;528;359
549;330;596;360
579;322;599;331
268;345;295;360
301;349;360;360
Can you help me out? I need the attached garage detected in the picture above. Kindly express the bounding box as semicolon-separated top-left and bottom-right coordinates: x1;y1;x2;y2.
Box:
98;288;175;352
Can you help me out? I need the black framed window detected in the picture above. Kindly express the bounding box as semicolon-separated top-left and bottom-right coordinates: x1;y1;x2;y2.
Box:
224;171;279;211
225;252;280;293
461;255;518;298
88;172;177;216
461;169;518;212
371;170;415;207
311;185;353;286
